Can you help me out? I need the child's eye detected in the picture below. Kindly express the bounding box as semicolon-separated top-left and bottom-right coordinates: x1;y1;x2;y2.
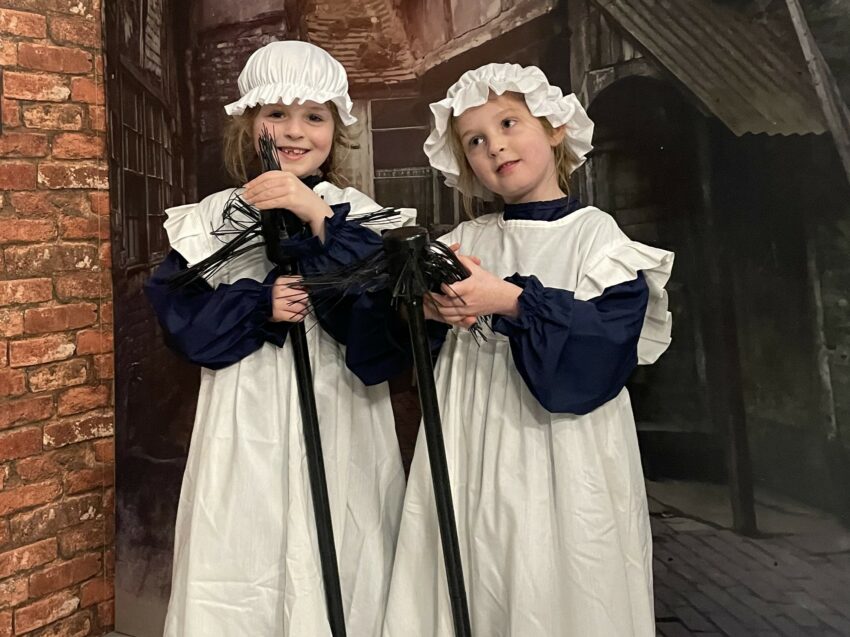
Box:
269;111;285;119
308;113;325;123
501;118;517;129
468;135;485;148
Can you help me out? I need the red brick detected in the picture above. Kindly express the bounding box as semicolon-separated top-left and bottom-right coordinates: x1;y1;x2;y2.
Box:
92;353;112;379
2;99;20;128
9;334;75;367
79;577;111;608
0;368;26;397
38;161;107;189
91;439;112;463
4;243;98;276
103;548;114;577
75;329;112;355
96;599;113;628
10;191;88;217
0;577;28;609
0;426;41;461
0;610;9;637
0;8;46;38
18;42;92;74
15;447;94;483
15;453;58;483
0;520;9;547
70;76;104;105
0;278;52;305
88;191;108;216
42;410;112;448
49;15;100;48
11;493;101;547
0;161;37;190
64;465;112;494
0;480;60;517
101;486;112;515
52;132;104;159
0;0;94;15
57;519;108;558
59;214;108;239
98;240;111;268
88;104;105;131
0;219;56;243
0;308;23;337
99;301;112;324
22;103;83;130
28;553;101;597
0;132;49;157
0;40;16;66
24;302;97;334
2;71;70;101
28;358;88;391
54;272;111;301
58;384;108;416
13;589;80;634
0;395;52;431
29;611;91;637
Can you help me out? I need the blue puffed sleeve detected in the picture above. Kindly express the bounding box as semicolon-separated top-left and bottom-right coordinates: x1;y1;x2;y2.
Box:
491;272;649;415
145;250;290;370
299;203;411;385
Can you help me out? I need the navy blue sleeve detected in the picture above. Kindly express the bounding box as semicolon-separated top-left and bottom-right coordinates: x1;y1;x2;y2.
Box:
298;204;411;385
145;250;290;370
491;272;649;415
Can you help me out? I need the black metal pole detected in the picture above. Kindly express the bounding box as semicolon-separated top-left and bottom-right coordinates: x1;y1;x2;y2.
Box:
263;209;347;636
383;227;472;637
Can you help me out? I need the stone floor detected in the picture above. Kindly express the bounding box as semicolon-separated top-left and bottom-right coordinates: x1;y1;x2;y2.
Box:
648;480;850;636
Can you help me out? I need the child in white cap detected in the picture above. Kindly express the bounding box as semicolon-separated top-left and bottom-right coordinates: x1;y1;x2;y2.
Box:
382;63;674;636
146;41;413;636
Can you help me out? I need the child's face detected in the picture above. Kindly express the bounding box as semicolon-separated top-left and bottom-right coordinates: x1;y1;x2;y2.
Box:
454;92;566;204
252;101;335;178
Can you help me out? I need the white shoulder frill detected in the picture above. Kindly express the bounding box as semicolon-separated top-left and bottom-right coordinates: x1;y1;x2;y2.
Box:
163;188;240;267
574;214;674;364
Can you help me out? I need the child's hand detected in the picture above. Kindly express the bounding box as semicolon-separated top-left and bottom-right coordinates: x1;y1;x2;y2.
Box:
423;295;478;328
271;276;310;323
423;244;479;328
429;248;522;323
242;171;333;239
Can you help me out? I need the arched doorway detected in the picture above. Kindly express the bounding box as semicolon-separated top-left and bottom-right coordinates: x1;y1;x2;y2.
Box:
584;76;757;532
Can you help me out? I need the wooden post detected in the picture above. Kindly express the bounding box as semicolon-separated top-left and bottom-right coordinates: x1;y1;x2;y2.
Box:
691;115;758;536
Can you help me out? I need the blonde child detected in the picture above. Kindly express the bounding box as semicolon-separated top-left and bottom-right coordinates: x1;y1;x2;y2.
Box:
382;63;674;636
146;41;413;636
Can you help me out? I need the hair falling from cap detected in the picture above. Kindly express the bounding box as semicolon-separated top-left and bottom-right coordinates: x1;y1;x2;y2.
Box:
221;103;357;187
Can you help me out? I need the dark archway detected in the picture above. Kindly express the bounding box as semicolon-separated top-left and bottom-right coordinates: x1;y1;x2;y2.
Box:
586;75;758;533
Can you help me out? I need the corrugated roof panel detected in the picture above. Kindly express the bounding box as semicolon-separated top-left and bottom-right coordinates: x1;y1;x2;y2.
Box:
594;0;826;135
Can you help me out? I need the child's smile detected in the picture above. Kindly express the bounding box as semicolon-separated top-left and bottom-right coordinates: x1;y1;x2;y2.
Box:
253;101;334;178
496;158;520;174
276;145;310;161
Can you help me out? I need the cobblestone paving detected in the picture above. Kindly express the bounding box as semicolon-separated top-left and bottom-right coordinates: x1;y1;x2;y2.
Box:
652;513;850;636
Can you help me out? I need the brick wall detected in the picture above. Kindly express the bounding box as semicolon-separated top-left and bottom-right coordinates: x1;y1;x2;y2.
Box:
0;0;114;634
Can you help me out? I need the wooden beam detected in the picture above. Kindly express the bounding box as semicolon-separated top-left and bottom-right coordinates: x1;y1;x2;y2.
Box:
786;0;850;185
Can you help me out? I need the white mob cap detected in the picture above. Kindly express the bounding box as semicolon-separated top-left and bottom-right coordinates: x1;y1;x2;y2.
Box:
224;40;357;126
424;63;594;200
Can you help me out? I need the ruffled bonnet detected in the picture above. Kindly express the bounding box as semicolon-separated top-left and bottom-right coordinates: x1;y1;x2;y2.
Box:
424;63;594;200
224;41;357;125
